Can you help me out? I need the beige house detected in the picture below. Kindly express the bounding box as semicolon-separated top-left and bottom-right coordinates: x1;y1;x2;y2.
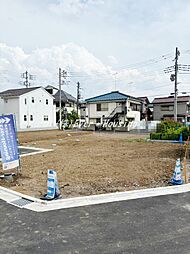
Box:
85;91;141;125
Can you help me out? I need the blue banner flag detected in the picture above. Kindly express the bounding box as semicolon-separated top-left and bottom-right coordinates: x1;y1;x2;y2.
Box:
0;114;20;170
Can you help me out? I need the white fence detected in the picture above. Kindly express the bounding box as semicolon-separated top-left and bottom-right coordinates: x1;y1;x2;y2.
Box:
128;120;160;131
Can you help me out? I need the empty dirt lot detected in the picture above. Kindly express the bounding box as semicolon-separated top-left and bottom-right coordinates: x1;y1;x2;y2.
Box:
0;130;185;198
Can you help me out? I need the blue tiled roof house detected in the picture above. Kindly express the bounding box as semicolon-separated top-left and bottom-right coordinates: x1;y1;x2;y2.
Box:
85;91;142;125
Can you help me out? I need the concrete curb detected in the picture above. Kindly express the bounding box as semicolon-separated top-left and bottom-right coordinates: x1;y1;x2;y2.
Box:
0;183;190;212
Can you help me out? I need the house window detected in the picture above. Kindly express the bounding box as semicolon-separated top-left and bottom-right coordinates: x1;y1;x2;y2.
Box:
24;98;27;104
32;97;34;103
96;118;101;123
30;115;33;121
46;99;48;105
96;103;108;111
136;104;141;111
24;115;27;121
161;105;174;111
130;103;141;111
44;115;48;121
97;104;101;111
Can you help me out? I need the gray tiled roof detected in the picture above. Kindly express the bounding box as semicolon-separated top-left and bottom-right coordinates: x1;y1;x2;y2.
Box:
138;97;150;104
54;90;77;103
0;87;41;97
152;96;190;104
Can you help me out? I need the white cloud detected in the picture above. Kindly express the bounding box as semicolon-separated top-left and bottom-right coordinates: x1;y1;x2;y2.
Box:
0;42;177;100
0;42;113;93
107;55;118;65
48;0;104;16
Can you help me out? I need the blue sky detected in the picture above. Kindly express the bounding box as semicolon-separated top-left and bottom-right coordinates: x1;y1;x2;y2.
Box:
0;0;190;100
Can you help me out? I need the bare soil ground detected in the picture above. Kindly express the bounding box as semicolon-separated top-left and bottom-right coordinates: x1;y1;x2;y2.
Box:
0;130;185;198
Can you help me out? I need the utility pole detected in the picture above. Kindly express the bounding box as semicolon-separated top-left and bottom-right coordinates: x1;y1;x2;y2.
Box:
58;68;67;130
21;71;35;88
165;47;190;122
59;68;62;130
174;47;180;122
76;82;81;116
165;48;180;122
25;71;29;88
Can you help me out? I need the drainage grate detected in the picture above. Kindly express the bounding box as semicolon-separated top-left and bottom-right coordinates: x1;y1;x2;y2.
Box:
9;198;34;208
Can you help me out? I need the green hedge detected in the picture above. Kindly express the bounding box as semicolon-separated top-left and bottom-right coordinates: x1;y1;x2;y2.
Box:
157;120;182;133
150;133;162;140
150;132;190;141
152;120;190;141
150;133;180;140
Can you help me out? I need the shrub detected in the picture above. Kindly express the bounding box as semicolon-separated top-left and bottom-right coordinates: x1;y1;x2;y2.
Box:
158;120;182;133
150;132;190;141
152;120;190;141
150;133;162;140
182;128;190;141
163;133;180;140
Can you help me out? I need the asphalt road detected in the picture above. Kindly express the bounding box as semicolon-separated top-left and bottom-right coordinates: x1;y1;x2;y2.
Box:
0;193;190;254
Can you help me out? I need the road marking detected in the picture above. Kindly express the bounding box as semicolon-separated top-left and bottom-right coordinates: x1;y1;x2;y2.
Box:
0;184;190;212
0;146;53;161
18;146;53;157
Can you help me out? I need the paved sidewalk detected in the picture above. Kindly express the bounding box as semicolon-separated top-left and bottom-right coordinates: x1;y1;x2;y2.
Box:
0;192;190;254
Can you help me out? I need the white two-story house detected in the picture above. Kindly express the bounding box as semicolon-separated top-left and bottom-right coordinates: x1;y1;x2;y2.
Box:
0;87;56;131
85;91;141;125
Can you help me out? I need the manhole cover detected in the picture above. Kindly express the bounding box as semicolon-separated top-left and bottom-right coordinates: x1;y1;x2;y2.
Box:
9;198;34;208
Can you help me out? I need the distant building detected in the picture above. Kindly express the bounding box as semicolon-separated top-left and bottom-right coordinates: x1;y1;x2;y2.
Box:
85;91;142;125
0;87;56;130
147;103;154;120
152;95;190;121
45;85;77;123
80;101;88;120
137;96;153;120
54;90;77;111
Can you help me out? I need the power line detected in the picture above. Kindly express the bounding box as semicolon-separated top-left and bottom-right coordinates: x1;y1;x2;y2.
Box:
142;83;172;91
115;53;173;70
68;71;165;84
66;66;168;83
66;55;172;81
